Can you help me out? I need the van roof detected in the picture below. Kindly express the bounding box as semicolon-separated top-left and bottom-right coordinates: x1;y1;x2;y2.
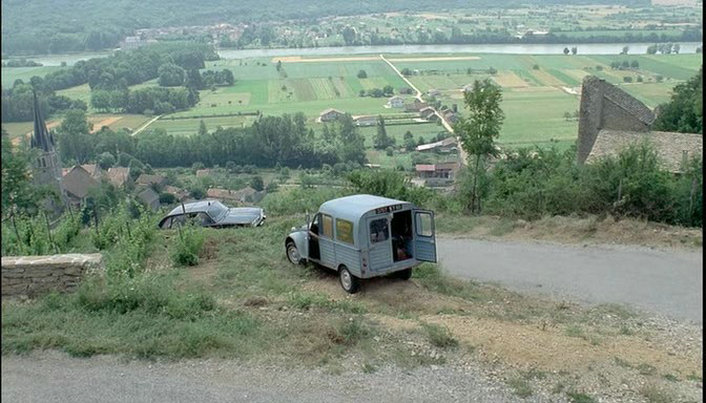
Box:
319;194;412;222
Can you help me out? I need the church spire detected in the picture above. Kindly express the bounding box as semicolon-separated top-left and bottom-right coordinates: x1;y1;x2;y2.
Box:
30;91;55;152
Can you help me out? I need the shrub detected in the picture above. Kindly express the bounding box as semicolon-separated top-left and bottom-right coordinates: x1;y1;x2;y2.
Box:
170;224;205;266
422;323;458;348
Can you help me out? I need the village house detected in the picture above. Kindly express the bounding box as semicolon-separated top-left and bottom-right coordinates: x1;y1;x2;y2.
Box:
318;108;345;122
353;115;378;127
414;161;461;187
80;164;104;181
163;185;190;201
107;167;131;188
61;165;101;208
135;173;167;189
419;106;437;120
578;76;702;173
405;99;428;112
427;89;442;98
206;186;266;205
136;186;161;211
415;137;458;153
442;110;459;124
386;95;405;108
195;169;211;177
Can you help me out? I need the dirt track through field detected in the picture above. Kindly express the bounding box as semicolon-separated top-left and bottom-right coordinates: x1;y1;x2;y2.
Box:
90;116;122;133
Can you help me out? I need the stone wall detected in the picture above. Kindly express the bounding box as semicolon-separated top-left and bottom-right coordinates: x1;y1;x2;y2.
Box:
1;254;103;297
577;76;655;164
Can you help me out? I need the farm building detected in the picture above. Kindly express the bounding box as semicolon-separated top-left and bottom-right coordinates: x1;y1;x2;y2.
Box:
80;164;104;180
61;165;100;208
136;186;161;211
196;169;212;177
206;186;265;204
164;185;190;201
107;167;131;188
353;115;378;126
387;96;405;108
135;173;167;188
419;107;437;120
414;161;461;186
427;89;442;98
416;137;458;153
319;108;346;122
405;99;428;112
578;76;702;173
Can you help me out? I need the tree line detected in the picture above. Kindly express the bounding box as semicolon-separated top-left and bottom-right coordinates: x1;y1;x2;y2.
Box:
54;110;367;169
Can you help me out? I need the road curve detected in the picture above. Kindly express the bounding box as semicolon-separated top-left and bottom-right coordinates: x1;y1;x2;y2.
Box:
438;237;703;323
379;54;467;164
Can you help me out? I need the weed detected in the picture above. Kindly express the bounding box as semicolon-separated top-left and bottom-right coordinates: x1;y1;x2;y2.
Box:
619;326;635;335
565;325;585;338
421;323;458;348
637;363;657;376
686;373;702;382
614;356;633;368
170;224;205;266
362;362;377;373
335;317;372;346
640;384;675;403
507;376;533;398
662;374;678;382
566;391;597;403
489;218;515;236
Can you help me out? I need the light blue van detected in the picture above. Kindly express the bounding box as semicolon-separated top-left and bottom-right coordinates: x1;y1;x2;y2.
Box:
285;194;437;293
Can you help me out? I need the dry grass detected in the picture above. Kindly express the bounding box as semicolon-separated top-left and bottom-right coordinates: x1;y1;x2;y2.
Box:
437;213;703;251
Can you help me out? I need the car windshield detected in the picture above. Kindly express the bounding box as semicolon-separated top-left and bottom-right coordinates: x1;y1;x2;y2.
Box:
205;201;228;222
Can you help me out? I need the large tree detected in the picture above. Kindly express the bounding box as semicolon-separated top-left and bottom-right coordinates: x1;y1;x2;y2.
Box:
653;66;702;134
373;116;394;149
455;78;505;213
158;63;186;87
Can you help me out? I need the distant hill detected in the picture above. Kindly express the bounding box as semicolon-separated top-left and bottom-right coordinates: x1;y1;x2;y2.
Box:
1;0;651;56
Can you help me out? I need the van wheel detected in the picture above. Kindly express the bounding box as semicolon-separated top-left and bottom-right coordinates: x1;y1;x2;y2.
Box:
395;268;412;280
339;266;360;294
286;242;302;265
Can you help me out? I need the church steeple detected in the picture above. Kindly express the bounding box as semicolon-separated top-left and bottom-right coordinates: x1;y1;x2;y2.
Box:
30;91;56;153
30;91;65;211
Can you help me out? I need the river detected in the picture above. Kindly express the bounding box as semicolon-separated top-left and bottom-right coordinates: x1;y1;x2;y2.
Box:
217;42;704;59
11;42;703;66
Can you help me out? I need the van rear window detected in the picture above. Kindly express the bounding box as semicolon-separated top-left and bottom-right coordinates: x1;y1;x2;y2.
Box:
335;218;354;244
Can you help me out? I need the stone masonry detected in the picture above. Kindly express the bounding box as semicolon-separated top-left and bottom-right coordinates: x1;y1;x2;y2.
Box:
577;76;656;164
1;253;103;297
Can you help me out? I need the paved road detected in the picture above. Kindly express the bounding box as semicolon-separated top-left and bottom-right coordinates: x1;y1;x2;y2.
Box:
438;237;703;322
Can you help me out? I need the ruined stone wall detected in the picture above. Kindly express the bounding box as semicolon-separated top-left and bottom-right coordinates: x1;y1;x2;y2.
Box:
1;254;103;297
577;76;655;164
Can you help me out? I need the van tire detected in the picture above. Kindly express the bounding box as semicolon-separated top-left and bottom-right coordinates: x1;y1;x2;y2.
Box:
395;268;413;280
339;266;360;294
286;242;302;265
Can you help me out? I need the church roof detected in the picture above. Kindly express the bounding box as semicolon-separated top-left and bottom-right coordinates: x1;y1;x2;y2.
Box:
30;92;56;153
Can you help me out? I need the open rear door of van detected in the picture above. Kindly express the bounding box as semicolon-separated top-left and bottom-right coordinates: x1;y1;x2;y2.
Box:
413;210;437;263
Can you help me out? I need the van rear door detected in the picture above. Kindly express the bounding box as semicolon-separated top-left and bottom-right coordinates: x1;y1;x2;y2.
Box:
413;210;437;262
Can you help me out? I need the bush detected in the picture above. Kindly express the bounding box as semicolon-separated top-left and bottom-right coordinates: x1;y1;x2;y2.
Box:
170;224;205;266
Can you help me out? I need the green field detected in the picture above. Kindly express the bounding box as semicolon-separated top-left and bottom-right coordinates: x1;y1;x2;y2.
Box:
1;66;67;88
3;52;700;166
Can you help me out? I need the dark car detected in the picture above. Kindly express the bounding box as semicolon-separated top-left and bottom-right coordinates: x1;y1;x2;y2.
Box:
158;200;266;229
